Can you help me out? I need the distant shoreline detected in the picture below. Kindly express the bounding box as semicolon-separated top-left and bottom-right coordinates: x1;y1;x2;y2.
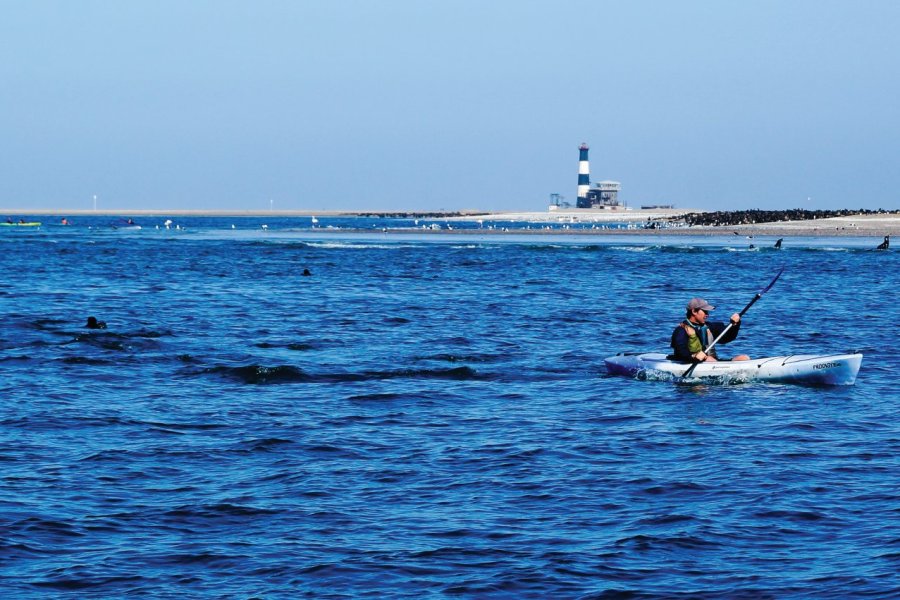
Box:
3;209;401;217
2;208;897;237
314;227;894;238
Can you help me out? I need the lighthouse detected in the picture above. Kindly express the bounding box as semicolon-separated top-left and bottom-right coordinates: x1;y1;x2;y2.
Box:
576;143;590;208
574;143;624;209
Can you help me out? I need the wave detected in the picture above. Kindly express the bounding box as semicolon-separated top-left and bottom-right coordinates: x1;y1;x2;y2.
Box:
31;574;147;591
422;352;504;363
303;241;424;250
236;437;295;452
0;354;32;363
753;509;827;522
29;318;71;331
635;513;697;526
245;240;311;248
612;245;654;252
346;392;409;402
163;502;281;519
196;364;312;384
614;532;724;550
60;356;114;365
797;246;852;252
192;364;485;384
67;334;129;352
254;341;321;351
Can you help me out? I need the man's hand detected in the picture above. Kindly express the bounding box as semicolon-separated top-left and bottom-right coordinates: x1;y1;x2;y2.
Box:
693;351;720;362
730;313;741;324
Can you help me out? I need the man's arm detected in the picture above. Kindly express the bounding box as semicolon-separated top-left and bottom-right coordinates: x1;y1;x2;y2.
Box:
710;318;741;345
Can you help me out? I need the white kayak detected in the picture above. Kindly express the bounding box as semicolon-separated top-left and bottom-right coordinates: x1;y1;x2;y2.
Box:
604;352;863;386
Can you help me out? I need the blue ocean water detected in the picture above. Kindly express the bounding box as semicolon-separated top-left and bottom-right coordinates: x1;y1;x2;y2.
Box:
1;216;898;598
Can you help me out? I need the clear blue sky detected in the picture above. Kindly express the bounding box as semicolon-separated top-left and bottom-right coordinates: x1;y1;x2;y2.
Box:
2;1;899;212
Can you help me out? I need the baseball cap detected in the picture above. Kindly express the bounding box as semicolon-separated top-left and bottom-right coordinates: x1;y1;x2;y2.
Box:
687;298;715;312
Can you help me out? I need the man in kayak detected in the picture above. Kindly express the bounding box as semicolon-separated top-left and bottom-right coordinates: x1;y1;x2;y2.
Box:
671;298;749;363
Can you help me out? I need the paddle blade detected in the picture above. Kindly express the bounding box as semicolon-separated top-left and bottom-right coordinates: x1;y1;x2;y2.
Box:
760;266;785;295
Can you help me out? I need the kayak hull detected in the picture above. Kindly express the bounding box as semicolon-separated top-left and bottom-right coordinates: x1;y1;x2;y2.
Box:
604;352;863;386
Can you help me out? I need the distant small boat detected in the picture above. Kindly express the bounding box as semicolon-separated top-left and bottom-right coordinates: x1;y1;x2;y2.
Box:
1;221;41;227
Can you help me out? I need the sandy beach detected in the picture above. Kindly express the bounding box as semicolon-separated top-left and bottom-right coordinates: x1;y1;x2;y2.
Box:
3;207;898;237
441;209;899;237
445;210;900;237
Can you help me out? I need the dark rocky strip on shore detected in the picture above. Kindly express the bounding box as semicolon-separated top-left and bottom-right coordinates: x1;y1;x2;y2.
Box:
676;208;898;227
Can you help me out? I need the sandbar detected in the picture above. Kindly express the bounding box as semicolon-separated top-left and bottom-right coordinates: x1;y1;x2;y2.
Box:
2;208;897;237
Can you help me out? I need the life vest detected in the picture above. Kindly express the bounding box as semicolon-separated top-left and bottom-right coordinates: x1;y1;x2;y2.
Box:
684;321;717;359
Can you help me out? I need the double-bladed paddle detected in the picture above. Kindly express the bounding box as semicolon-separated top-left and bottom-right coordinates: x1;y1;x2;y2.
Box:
681;266;785;380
